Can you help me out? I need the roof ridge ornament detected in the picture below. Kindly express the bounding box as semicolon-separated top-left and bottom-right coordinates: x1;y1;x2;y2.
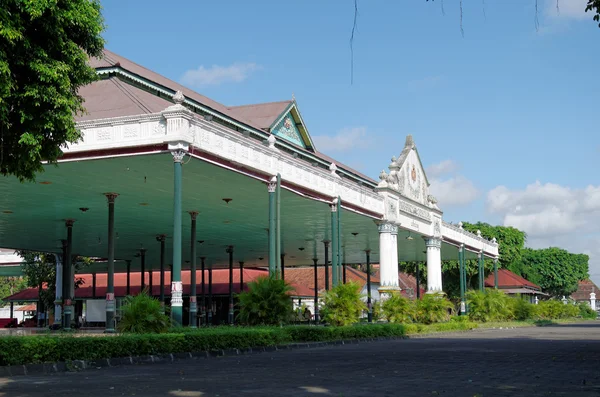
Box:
173;90;185;105
329;162;340;178
405;134;415;149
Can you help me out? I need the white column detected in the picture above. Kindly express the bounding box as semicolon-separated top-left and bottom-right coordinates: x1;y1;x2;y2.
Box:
377;223;399;298
424;237;443;293
590;292;596;311
54;254;63;324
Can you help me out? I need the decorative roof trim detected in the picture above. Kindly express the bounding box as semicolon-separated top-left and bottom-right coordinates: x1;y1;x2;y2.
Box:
94;67;375;188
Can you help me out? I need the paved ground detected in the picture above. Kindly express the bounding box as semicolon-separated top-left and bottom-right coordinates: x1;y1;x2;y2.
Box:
3;322;600;397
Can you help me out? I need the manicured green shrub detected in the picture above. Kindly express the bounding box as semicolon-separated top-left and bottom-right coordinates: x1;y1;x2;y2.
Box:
381;293;416;323
0;324;412;366
237;276;293;326
320;282;366;326
118;292;171;334
466;289;513;322
510;297;536;321
415;293;454;324
536;300;568;319
578;303;597;319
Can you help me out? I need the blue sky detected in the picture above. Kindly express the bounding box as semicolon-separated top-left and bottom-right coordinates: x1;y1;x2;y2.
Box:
101;0;600;283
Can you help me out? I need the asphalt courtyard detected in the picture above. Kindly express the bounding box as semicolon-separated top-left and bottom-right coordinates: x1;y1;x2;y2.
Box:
3;322;600;397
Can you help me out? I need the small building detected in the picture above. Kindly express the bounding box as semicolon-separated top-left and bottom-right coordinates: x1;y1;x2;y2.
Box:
570;279;600;306
284;266;380;315
484;269;544;301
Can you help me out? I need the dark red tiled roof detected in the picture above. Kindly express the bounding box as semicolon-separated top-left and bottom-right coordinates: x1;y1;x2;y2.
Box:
484;269;540;291
284;266;379;294
570;279;600;301
6;268;314;301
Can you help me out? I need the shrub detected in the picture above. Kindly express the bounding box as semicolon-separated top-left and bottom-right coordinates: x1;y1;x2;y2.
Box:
466;289;513;322
578;303;597;320
511;297;535;321
415;293;454;324
320;282;366;326
0;324;410;366
118;292;171;334
381;293;416;323
536;300;568;320
237;276;293;326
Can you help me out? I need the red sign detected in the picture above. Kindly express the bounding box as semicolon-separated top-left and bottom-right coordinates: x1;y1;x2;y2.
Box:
190;296;196;303
106;293;115;301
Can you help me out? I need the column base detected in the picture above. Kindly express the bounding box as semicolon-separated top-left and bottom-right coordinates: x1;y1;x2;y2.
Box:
377;286;401;301
425;289;446;296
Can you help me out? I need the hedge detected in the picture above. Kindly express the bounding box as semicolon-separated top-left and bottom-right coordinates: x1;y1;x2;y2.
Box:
0;322;477;366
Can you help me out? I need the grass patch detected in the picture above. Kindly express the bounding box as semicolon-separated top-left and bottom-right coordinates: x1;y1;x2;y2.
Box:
477;318;587;329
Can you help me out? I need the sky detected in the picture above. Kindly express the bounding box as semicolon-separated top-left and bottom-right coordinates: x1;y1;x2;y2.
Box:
101;0;600;284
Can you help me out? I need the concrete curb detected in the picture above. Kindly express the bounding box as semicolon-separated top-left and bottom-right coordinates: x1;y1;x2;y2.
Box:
0;336;407;377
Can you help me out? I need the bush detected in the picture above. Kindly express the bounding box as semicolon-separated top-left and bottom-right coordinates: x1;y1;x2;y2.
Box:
466;289;513;322
237;276;293;326
536;300;568;320
511;298;536;321
0;324;410;366
415;293;454;324
578;303;597;319
381;293;416;323
320;282;366;326
118;292;171;334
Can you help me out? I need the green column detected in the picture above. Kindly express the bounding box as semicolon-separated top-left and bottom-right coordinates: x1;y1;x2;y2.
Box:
459;245;466;315
478;252;485;292
227;246;234;325
189;212;198;328
366;250;372;323
171;149;185;325
105;193;118;333
494;257;499;289
157;235;166;307
336;197;342;285
268;177;277;277
63;220;74;329
276;173;282;278
331;199;339;287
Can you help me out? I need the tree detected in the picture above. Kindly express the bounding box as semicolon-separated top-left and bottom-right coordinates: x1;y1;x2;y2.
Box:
520;247;589;297
586;0;600;27
0;0;105;181
462;222;526;275
0;276;27;301
17;250;92;315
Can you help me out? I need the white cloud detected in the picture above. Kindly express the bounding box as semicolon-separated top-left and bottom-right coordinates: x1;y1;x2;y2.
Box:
486;181;600;283
181;63;261;87
426;160;479;207
546;0;588;19
426;159;460;179
312;127;368;153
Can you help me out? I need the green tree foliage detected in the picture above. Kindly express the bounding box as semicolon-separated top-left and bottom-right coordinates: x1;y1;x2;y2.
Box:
520;248;589;298
0;276;27;300
381;293;415;323
0;0;105;181
586;0;600;27
118;292;170;334
17;251;92;310
578;302;597;319
414;294;454;324
18;251;56;311
462;222;526;275
320;282;366;326
237;276;293;326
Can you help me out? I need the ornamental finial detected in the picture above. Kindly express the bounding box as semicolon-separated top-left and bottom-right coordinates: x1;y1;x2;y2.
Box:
458;221;463;229
405;134;414;148
477;230;482;237
173;90;185;105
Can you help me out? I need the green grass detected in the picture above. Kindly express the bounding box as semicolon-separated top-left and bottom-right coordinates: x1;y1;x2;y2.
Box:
476;318;587;329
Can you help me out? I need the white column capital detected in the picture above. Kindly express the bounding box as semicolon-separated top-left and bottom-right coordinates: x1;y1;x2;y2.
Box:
377;222;398;234
424;237;442;250
267;176;277;193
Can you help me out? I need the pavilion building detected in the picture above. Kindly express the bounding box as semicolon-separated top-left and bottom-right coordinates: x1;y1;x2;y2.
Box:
0;50;499;330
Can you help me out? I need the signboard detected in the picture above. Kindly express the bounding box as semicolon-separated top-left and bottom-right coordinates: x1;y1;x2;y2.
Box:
85;300;106;322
